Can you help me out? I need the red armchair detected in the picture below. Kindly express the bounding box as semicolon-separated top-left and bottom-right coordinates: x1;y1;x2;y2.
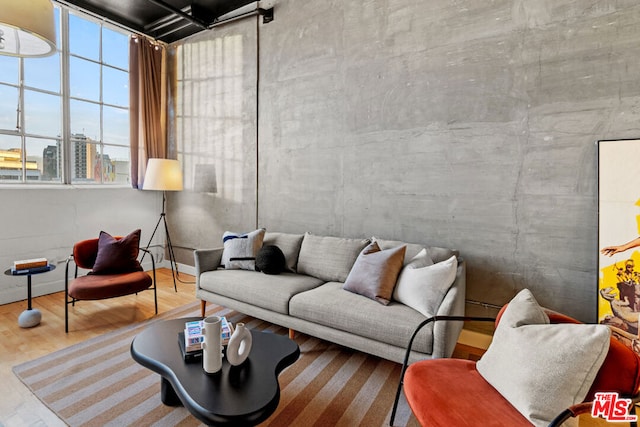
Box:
390;304;640;426
64;231;157;333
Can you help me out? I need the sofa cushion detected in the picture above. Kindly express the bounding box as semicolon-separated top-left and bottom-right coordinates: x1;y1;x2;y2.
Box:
297;233;370;282
393;254;457;317
290;282;434;353
404;359;533;427
221;228;265;270
263;232;304;272
343;242;406;305
198;269;324;314
374;237;457;264
476;289;610;427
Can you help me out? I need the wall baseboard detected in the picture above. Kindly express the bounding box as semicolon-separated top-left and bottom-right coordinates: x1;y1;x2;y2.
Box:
175;262;196;277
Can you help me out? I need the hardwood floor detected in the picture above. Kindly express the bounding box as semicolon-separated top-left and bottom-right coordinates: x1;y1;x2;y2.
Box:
0;268;196;427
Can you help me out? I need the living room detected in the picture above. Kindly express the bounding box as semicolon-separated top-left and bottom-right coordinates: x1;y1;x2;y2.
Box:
1;0;640;426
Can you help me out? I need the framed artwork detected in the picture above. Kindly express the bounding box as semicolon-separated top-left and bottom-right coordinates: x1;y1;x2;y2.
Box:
598;138;640;353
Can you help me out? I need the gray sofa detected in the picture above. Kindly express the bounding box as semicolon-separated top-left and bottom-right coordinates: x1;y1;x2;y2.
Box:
194;232;466;364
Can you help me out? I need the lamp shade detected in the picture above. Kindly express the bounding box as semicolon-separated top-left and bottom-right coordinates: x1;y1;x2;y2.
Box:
0;0;56;57
143;159;184;191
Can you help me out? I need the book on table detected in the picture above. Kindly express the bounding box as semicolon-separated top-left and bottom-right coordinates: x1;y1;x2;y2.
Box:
13;258;48;271
181;317;234;354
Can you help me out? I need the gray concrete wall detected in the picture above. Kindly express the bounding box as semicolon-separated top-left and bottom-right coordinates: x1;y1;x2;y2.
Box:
169;22;258;266
172;0;640;322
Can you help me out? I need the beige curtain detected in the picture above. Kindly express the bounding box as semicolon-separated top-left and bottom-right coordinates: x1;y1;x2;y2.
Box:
129;35;168;189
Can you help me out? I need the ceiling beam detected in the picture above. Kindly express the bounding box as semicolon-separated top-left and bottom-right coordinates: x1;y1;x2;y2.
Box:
145;0;208;29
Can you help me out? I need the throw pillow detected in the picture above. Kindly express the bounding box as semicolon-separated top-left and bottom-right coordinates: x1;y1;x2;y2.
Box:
392;252;456;317
342;242;406;305
256;245;286;275
476;289;611;427
92;229;142;275
372;237;426;266
221;228;266;270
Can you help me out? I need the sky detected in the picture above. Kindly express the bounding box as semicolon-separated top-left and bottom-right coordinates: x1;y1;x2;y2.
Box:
0;7;130;165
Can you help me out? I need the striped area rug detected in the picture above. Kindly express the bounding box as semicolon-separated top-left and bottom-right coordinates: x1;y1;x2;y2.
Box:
13;301;417;427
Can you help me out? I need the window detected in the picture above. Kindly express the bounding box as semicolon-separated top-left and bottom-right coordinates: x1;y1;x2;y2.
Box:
0;6;130;184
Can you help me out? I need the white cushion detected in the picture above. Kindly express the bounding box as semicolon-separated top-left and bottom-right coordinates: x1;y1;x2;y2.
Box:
392;252;455;317
372;237;426;266
476;289;611;427
221;228;266;270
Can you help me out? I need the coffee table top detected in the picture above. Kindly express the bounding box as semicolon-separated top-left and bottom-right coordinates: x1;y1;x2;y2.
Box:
130;317;299;426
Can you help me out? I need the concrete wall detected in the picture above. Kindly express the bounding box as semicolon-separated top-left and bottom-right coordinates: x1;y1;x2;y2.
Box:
171;0;640;322
0;187;161;305
169;21;259;265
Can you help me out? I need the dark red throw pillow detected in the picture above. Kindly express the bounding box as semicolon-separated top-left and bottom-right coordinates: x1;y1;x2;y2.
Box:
91;229;143;275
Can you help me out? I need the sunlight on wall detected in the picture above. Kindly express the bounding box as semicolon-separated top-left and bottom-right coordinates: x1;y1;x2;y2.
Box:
174;34;244;202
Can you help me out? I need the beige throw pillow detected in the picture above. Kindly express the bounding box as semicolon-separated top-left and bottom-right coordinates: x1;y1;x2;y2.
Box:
476;289;611;427
342;242;406;305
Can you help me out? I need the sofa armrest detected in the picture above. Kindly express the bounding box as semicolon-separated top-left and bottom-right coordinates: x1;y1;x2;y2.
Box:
194;248;224;288
431;257;467;359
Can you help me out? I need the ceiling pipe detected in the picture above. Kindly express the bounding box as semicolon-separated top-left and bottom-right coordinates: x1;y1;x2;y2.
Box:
144;0;273;38
206;7;273;29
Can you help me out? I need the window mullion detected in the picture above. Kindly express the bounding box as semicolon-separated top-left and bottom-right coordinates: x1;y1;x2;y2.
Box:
18;57;25;182
61;8;72;184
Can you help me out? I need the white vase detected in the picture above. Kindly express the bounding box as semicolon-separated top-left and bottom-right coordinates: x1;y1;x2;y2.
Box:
201;316;223;374
226;322;252;366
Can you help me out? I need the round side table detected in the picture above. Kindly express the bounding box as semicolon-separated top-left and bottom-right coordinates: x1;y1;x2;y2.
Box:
4;264;56;328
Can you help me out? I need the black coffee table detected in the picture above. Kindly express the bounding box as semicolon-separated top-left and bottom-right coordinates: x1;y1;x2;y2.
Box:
130;317;299;426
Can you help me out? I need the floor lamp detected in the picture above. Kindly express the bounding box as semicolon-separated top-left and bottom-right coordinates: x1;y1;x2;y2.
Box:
142;158;183;292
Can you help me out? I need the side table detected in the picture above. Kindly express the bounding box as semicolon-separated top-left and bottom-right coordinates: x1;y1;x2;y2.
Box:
4;264;56;328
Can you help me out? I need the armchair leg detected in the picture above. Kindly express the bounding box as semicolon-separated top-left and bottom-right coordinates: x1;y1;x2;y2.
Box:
151;266;158;315
65;258;70;333
201;300;207;317
65;294;68;333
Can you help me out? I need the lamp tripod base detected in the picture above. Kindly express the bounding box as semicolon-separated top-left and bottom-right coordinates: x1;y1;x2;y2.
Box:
144;202;178;292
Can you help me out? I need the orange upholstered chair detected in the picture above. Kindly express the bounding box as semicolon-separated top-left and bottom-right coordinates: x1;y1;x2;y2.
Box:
64;230;157;333
390;300;640;426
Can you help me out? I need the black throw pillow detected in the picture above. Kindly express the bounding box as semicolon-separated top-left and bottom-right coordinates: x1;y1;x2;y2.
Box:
256;245;286;275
